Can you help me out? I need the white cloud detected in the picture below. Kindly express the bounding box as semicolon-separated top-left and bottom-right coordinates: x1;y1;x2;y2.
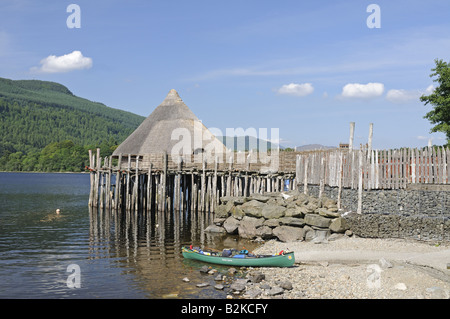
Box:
341;82;384;99
386;85;435;104
424;84;434;95
31;50;92;73
277;83;314;97
386;89;418;103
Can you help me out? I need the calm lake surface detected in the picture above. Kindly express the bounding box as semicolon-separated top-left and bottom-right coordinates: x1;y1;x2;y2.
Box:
0;172;254;299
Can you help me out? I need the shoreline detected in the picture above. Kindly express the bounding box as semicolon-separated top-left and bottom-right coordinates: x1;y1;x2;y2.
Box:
228;237;450;299
0;170;88;174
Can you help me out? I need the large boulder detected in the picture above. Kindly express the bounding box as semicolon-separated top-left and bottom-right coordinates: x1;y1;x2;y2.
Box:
247;193;271;203
255;225;273;239
279;217;305;227
305;214;332;228
318;208;341;218
273;226;304;242
238;216;265;239
329;217;349;233
204;225;226;233
263;219;281;228
261;205;286;219
215;201;234;218
284;206;305;218
220;196;244;205
241;205;263;218
223;216;240;234
230;205;245;220
242;199;266;208
241;200;265;218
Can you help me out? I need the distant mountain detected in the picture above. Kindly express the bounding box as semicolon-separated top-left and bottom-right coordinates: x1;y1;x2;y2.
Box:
295;144;336;151
0;77;145;171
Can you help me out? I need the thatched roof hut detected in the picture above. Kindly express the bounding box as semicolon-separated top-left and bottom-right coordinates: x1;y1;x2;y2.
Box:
113;89;226;158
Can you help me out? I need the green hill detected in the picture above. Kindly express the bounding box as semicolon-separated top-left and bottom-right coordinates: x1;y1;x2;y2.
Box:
0;77;144;171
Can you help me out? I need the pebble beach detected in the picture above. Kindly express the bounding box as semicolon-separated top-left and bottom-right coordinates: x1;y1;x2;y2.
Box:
234;237;450;299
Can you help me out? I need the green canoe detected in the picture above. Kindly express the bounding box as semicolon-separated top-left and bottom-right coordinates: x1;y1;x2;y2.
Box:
182;246;295;267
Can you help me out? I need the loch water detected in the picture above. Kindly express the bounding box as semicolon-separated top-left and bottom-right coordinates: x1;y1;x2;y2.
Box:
0;172;255;299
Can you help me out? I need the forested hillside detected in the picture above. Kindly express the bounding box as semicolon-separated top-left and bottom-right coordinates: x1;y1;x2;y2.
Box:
0;77;144;172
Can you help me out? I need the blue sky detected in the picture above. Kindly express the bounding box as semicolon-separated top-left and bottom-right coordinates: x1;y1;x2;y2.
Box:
1;0;449;149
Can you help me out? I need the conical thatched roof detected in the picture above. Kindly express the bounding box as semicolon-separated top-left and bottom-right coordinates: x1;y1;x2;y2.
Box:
113;89;226;157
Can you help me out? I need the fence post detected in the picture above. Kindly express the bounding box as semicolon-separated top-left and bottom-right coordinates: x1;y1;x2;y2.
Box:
337;151;343;209
349;122;355;151
357;149;363;214
368;123;373;154
303;156;309;195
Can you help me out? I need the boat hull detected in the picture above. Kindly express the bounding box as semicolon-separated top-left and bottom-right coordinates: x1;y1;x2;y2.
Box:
182;247;295;267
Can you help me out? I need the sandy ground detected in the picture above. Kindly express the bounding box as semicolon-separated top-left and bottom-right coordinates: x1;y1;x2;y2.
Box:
249;237;450;299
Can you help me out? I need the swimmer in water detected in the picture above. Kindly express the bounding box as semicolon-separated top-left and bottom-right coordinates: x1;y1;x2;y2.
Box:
40;209;62;222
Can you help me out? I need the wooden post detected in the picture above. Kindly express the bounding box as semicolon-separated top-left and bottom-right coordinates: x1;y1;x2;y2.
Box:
100;157;105;210
106;156;112;209
303;156;308;195
88;149;94;207
319;155;325;198
134;156;139;212
192;178;198;213
442;147;447;184
182;173;187;213
94;148;101;207
212;157;218;212
114;154;122;210
201;158;206;212
191;172;195;212
126;155;131;210
357;149;363;214
337;151;343;209
349;122;355;151
374;150;379;189
175;160;182;211
206;173;212;212
147;163;152;212
445;147;450;184
368;123;373;154
226;157;232;197
162;152;167;212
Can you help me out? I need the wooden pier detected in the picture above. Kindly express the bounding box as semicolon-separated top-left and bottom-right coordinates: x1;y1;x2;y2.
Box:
88;149;297;214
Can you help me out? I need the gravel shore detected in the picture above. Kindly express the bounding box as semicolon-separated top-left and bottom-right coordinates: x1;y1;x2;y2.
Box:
238;237;450;299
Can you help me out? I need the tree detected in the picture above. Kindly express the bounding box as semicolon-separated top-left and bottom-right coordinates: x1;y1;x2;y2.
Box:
420;58;450;146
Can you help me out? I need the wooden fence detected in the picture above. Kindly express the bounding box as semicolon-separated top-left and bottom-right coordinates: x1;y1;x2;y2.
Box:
296;146;450;192
295;146;449;214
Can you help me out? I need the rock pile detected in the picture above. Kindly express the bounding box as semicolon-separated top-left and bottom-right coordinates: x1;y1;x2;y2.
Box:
205;190;351;243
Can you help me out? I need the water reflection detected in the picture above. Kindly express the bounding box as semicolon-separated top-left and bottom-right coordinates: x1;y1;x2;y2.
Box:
88;206;253;298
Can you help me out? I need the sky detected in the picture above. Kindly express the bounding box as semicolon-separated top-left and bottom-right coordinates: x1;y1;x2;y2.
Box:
1;0;449;149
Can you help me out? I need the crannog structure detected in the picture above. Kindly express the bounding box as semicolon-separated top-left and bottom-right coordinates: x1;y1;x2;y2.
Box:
88;90;449;229
88;89;293;214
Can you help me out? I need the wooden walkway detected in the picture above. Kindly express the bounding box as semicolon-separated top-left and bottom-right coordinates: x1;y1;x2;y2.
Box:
88;149;296;213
